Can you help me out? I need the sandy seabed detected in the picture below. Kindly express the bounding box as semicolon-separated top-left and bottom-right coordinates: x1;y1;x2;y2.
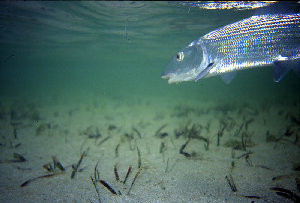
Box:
0;93;299;203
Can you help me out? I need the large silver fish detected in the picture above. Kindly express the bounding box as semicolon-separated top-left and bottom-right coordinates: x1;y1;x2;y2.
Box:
161;13;300;84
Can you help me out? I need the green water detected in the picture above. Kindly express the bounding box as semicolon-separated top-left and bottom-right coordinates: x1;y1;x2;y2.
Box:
1;1;299;105
0;2;300;202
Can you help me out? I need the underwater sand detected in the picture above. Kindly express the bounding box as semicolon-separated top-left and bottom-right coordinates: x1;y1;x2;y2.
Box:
0;2;300;202
0;93;299;203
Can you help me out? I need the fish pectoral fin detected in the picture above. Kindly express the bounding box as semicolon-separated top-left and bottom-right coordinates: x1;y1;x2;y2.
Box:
272;59;300;82
195;62;214;82
220;72;237;84
294;67;300;76
291;59;300;76
273;61;291;82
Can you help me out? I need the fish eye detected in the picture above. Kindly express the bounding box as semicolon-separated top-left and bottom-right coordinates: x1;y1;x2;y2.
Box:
176;52;184;61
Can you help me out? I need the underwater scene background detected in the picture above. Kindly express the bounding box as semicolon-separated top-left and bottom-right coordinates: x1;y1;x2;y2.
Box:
0;1;299;202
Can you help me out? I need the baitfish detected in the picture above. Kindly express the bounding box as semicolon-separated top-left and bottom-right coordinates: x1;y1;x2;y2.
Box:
161;13;300;84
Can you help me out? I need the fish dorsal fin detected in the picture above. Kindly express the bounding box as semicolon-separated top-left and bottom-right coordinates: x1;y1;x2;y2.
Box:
220;72;237;84
195;62;214;82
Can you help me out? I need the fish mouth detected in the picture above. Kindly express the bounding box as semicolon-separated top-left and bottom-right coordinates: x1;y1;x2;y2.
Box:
161;73;177;84
161;73;191;84
161;71;196;84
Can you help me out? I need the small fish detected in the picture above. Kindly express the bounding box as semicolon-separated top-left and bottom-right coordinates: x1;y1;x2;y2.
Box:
179;1;275;10
161;13;300;84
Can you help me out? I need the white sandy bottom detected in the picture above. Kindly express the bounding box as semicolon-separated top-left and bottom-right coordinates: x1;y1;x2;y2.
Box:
0;95;299;203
